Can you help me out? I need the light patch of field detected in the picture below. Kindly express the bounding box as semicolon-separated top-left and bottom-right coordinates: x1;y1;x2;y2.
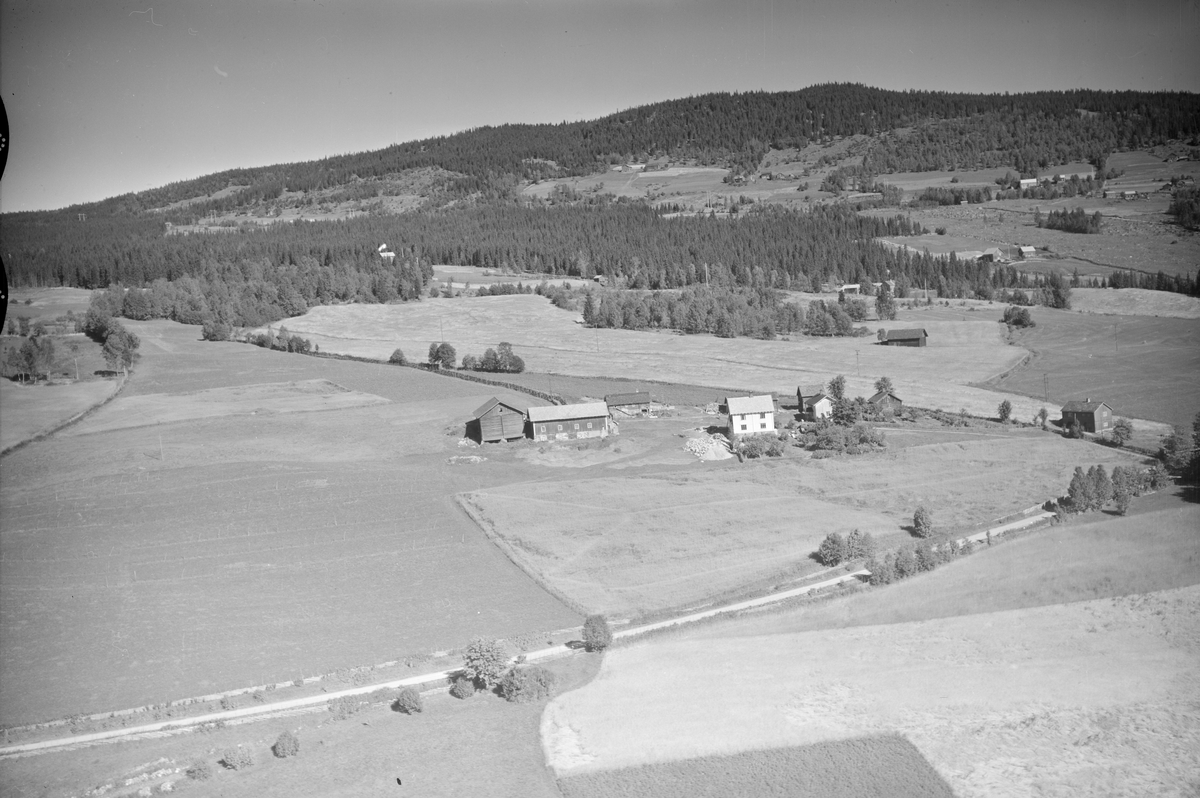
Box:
462;478;899;616
63;379;390;436
0;378;121;451
542;585;1200;797
1070;287;1200;319
265;294;1076;425
6;287;93;320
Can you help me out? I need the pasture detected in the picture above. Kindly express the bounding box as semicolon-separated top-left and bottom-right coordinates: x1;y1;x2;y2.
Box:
542;585;1200;796
0;321;579;727
265;294;1078;426
463;478;900;616
464;431;1146;617
983;305;1200;428
1069;287;1200;319
0;378;120;452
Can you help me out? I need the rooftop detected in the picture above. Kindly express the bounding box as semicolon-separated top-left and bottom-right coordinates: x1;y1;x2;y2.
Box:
528;402;609;423
726;394;776;415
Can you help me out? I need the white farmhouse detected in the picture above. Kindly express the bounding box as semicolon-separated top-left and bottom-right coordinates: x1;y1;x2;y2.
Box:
726;394;776;438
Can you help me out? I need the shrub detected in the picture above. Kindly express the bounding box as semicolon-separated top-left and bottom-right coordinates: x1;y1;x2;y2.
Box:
817;532;847;567
765;439;786;457
272;730;300;758
914;541;937;572
739;436;768;459
997;399;1012;423
893;547;919;579
389;348;408;365
221;747;254;770
201;319;232;341
582;614;613;652
913;506;934;538
327;696;362;721
865;554;894;586
1001;305;1034;328
498;666;557;704
462;637;508;689
185;760;213;781
450;675;476;699
393;686;423;714
1111;417;1133;446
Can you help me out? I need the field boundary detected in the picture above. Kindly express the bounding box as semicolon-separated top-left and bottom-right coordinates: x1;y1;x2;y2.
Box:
0;374;127;458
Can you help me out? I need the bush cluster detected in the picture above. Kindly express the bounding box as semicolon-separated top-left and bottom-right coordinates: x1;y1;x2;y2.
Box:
246;325;313;354
186;760;213;781
498;665;557;704
272;730;300;758
461;637;509;689
809;422;887;455
393;687;424;714
327;696;363;721
817;529;876;566
459;342;525;374
866;535;966;586
738;434;786;459
1000;305;1034;328
582;614;613;652
449;675;476;699
1066;463;1165;515
221;747;254;770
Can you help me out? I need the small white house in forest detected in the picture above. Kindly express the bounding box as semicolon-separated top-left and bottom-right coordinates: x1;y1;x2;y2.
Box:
726;395;776;437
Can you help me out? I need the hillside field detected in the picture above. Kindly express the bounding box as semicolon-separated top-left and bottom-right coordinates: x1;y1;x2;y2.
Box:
0;322;579;727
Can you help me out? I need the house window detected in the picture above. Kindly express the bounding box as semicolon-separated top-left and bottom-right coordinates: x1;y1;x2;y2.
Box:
540;425;546;433
587;422;593;429
760;423;767;429
740;424;747;431
557;424;563;432
760;413;766;419
574;423;579;430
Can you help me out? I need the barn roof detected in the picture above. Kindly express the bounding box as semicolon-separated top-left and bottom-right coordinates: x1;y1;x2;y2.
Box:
1061;399;1110;413
472;396;529;419
605;391;651;406
726;395;775;415
868;390;902;405
528;402;609;423
884;328;927;341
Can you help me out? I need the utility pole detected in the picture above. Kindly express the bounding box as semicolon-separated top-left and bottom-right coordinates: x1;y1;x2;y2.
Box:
855;349;860;376
1043;373;1049;403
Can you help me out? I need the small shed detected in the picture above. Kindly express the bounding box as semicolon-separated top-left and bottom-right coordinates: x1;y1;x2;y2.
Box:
1061;399;1113;433
799;385;832;421
1019;178;1038;189
472;397;529;443
880;328;928;347
867;390;903;418
605;391;652;415
528;402;610;442
727;394;776;437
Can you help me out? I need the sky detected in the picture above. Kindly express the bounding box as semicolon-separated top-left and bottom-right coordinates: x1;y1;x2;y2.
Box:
1;0;1198;213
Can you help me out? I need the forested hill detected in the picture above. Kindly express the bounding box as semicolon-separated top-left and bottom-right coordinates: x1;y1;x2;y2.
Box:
9;84;1200;221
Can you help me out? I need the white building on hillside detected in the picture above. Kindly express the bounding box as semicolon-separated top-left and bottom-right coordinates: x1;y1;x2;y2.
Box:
726;395;776;438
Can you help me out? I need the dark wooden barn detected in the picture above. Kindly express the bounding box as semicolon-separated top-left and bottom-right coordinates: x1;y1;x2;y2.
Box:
881;328;928;347
528;402;610;442
605;392;652;415
867;390;904;418
1060;399;1113;433
472;397;529;443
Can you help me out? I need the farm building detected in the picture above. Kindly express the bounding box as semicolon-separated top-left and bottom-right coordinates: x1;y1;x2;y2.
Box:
528;402;610;442
1019;178;1038;189
1018;246;1037;258
979;247;1004;263
840;283;861;294
798;385;832;421
606;391;652;415
1053;169;1095;181
1060;399;1114;433
726;394;776;437
471;397;529;443
880;328;928;347
867;390;904;418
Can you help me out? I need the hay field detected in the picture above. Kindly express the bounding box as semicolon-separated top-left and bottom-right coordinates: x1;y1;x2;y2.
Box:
464;432;1145;617
542;585;1200;796
0;378;120;451
462;478;899;616
265;294;1072;424
1069;287;1200;319
984;305;1200;428
6;287;93;321
0;321;578;726
63;379;389;436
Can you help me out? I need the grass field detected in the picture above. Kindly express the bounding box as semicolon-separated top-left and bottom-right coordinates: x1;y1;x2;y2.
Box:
5;287;93;324
982;305;1200;428
0;378;120;452
1069;287;1200;319
462;430;1147;618
463;477;900;616
0;652;602;798
557;735;954;798
0;321;579;727
263;294;1086;425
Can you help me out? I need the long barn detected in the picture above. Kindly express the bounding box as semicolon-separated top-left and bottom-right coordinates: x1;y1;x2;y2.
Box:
528;402;610;442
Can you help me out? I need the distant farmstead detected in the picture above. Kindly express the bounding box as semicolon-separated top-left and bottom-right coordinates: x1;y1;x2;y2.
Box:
1060;399;1113;433
605;391;652;415
727;394;776;437
880;328;928;347
528;402;610;442
472;397;529;443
